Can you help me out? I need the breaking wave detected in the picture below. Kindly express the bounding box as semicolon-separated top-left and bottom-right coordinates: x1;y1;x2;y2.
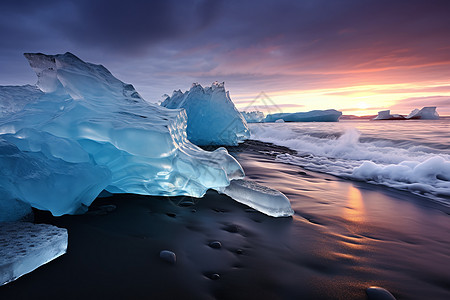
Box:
250;122;450;205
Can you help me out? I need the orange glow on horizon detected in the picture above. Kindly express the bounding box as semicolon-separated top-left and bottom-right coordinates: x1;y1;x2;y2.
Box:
234;81;450;116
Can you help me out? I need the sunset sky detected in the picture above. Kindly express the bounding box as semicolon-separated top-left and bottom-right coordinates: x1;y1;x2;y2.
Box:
1;0;450;116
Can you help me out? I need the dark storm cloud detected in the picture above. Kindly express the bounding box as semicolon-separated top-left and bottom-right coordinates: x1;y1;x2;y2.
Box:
1;0;450;109
3;0;449;58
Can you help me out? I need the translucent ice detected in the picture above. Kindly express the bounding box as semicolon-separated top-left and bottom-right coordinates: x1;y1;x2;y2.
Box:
264;109;342;122
0;222;68;285
0;85;42;118
0;52;244;218
217;179;294;217
406;107;439;120
161;82;250;145
241;111;265;123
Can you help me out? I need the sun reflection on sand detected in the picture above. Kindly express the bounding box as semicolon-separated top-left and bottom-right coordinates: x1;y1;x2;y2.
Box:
344;186;366;223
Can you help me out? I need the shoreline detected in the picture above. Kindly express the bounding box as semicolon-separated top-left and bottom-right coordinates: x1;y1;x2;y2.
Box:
1;145;450;299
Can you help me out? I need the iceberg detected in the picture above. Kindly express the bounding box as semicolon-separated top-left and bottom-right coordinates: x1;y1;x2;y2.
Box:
241;110;265;123
161;82;250;145
0;222;68;285
406;106;439;120
372;110;405;120
264;109;342;122
0;52;245;219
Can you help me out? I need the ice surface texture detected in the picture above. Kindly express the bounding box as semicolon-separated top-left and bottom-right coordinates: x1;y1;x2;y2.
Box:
218;179;294;217
0;222;68;285
0;52;245;219
161;82;250;145
264;109;342;122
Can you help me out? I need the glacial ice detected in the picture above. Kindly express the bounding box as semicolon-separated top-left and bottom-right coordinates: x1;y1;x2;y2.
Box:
241;110;265;123
373;107;439;120
373;110;405;120
0;85;43;118
264;109;342;122
406;106;439;120
0;52;294;220
218;179;294;217
161;82;250;145
0;52;246;219
0;222;68;285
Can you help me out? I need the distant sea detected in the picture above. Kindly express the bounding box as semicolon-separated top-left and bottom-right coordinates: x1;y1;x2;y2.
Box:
250;119;450;206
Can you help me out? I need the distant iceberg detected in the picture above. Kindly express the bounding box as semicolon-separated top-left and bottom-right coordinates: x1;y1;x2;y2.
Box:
0;53;246;220
161;82;250;146
264;109;342;122
372;110;405;120
241;110;265;123
373;107;440;120
406;107;439;120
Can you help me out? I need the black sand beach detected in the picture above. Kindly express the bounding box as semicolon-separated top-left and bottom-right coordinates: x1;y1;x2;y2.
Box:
1;141;449;299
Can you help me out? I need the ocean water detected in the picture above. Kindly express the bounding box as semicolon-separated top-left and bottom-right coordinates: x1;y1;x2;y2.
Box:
249;119;450;206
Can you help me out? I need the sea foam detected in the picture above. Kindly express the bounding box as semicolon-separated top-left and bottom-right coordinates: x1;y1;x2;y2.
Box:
250;123;450;205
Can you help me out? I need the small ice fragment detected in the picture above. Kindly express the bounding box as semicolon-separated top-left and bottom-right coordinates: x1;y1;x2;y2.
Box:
217;179;294;217
159;250;176;264
0;222;68;285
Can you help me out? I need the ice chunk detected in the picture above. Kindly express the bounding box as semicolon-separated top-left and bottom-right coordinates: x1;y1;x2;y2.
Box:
0;222;68;285
372;110;405;120
0;195;32;223
0;52;244;219
241;111;265;123
217;179;294;217
0;137;111;217
161;82;250;145
264;109;342;122
406;106;439;120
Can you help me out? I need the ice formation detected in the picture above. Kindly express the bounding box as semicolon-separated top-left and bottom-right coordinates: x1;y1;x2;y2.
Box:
240;111;265;123
0;222;68;285
264;109;342;122
161;82;250;145
0;52;294;220
0;52;246;219
218;179;294;217
372;110;405;120
406;107;439;120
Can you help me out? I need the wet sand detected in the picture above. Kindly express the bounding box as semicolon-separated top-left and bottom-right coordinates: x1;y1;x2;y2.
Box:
1;143;450;299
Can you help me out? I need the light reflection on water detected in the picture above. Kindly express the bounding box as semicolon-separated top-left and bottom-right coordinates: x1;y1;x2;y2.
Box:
344;186;365;223
233;148;450;299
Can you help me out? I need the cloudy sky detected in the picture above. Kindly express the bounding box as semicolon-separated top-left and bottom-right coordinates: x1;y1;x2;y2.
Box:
1;0;450;115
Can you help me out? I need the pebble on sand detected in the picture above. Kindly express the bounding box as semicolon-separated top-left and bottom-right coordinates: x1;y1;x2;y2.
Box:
366;287;396;300
209;241;222;249
159;250;176;264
